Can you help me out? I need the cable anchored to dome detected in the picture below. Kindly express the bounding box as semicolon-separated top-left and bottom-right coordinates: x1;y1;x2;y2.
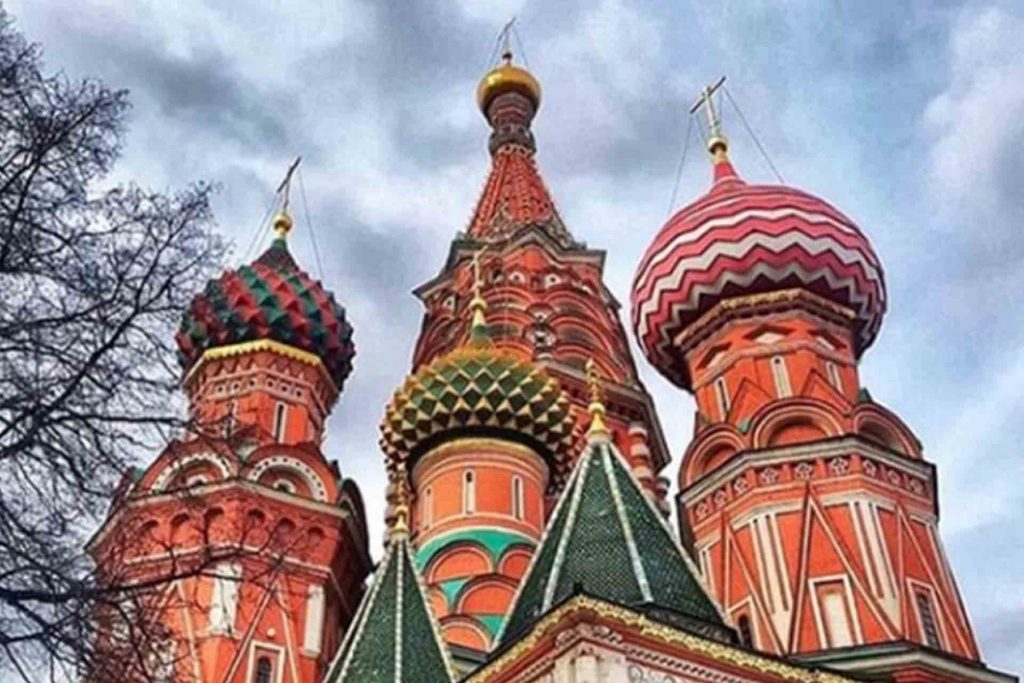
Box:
722;85;785;183
296;166;327;281
271;155;301;240
666;115;694;218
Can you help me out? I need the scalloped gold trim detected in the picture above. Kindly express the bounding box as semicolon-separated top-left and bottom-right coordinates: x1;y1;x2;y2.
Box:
185;339;337;394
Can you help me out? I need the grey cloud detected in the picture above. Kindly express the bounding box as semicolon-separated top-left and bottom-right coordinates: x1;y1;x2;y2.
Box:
7;0;1024;675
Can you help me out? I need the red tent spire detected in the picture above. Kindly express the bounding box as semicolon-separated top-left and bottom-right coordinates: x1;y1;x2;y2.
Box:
468;49;574;247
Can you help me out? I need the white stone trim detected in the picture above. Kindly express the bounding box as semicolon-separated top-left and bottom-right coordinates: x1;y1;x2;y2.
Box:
152;452;232;491
808;574;863;648
249;455;328;502
602;445;653;602
245;641;285;683
680;437;932;504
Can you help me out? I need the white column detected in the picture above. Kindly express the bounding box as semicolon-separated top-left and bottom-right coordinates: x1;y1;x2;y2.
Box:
574;652;599;682
303;584;325;655
208;562;241;635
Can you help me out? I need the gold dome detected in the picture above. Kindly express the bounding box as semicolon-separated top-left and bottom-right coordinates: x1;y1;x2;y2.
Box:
477;52;541;113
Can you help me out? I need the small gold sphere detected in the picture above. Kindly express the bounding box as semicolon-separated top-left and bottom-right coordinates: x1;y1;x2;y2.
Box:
477;55;542;114
272;212;293;238
707;135;729;162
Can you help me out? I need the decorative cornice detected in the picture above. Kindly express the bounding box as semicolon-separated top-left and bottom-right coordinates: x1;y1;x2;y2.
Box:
794;642;1017;683
674;288;856;360
679;435;934;506
185;339;338;396
470;595;857;682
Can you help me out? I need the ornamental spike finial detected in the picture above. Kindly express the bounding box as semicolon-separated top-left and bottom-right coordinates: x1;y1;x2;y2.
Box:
689;76;729;163
585;359;610;440
468;249;492;346
390;462;410;538
271;156;302;240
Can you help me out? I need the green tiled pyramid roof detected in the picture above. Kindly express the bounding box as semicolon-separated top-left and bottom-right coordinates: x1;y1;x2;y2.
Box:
499;435;733;647
326;534;453;683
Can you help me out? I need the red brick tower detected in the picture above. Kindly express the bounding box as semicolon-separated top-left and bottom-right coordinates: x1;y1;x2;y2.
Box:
380;271;575;660
410;49;672;512
630;87;1005;682
88;201;371;683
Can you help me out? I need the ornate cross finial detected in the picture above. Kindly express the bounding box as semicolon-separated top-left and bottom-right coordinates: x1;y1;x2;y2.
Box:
498;17;516;63
689;76;728;161
585;359;610;439
391;462;410;537
468;248;491;345
272;156;302;239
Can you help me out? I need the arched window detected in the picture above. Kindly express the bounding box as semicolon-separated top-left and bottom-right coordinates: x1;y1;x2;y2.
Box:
826;361;843;393
422;487;433;528
272;402;287;443
714;376;731;420
771;356;792;398
915;590;942;649
737;615;755;647
254;656;272;683
463;471;475;514
225;400;237;436
511;476;524;520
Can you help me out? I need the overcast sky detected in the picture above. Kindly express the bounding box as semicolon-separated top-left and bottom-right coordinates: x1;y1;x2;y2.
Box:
7;0;1023;674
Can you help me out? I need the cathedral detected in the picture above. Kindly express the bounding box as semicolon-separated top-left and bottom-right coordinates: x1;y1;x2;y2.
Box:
86;50;1017;683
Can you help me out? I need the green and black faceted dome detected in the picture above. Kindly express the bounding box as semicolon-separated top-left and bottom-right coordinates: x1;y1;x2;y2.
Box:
380;313;575;477
176;234;355;388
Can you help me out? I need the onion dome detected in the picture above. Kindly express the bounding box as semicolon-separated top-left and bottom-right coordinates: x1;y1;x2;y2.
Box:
631;148;886;389
380;285;573;478
176;213;355;389
477;50;541;114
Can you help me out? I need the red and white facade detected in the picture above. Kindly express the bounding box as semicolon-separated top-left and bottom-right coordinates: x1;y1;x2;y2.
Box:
631;152;1003;681
88;235;371;683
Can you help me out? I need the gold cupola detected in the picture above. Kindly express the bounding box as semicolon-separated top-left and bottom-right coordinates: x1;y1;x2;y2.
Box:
477;50;542;115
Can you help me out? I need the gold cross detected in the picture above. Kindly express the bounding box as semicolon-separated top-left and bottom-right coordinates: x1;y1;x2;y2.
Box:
271;156;302;238
275;156;302;215
689;76;728;157
498;17;516;63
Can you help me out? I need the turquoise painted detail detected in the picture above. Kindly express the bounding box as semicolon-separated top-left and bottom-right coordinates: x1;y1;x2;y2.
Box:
415;527;535;571
475;614;506;637
437;577;470;607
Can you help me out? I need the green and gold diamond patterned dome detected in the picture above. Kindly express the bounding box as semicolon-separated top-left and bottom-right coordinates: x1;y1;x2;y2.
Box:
380;292;574;479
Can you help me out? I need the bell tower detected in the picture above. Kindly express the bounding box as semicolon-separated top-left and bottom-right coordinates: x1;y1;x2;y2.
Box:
411;37;674;519
380;259;574;659
631;82;1003;683
88;170;371;683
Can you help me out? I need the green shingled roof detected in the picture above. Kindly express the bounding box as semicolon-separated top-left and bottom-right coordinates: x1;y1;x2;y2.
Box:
499;436;733;647
326;534;453;683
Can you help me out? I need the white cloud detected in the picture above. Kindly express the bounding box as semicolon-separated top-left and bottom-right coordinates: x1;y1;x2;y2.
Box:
923;5;1024;217
6;0;1024;674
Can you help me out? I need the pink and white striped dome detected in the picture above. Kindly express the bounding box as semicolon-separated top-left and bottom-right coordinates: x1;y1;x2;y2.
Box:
631;159;886;389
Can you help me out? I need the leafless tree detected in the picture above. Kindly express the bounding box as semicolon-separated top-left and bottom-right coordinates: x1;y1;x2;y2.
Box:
0;8;237;679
